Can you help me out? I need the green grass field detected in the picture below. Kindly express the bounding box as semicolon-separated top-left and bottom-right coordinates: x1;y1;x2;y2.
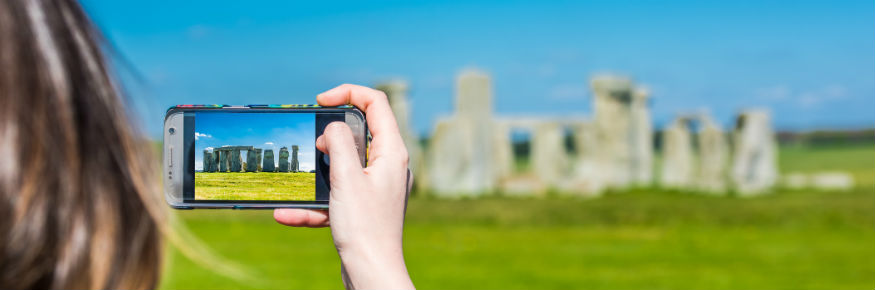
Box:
161;144;875;289
195;172;316;201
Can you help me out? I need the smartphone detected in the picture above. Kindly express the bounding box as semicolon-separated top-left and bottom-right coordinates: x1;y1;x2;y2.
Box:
163;105;367;209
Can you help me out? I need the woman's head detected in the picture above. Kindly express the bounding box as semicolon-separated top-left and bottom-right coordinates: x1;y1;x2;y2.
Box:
0;0;164;288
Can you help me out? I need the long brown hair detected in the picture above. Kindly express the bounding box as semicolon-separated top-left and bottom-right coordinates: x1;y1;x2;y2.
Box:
0;0;166;288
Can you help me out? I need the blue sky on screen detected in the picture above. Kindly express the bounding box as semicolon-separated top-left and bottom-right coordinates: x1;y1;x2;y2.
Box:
82;0;874;136
193;113;316;172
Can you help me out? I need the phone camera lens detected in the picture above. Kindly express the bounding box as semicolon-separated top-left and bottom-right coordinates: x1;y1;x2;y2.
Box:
168;127;176;135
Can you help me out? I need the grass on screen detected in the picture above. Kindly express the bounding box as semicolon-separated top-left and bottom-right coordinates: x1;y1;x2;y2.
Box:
195;172;315;201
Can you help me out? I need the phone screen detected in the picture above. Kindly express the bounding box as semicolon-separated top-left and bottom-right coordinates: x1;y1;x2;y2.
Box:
191;112;323;202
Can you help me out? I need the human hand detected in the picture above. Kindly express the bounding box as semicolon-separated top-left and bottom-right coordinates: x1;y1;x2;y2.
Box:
274;84;414;289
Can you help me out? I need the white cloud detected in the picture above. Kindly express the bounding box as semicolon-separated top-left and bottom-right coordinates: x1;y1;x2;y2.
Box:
205;146;214;151
755;84;848;109
299;161;315;172
195;132;212;140
798;86;846;108
264;142;274;146
754;85;791;101
800;86;846;107
549;84;588;101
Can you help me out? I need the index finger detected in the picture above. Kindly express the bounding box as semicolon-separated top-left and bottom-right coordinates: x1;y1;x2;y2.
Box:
274;209;329;228
316;84;406;160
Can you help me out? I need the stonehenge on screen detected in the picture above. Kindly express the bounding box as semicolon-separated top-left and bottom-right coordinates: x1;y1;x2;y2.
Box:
203;145;304;173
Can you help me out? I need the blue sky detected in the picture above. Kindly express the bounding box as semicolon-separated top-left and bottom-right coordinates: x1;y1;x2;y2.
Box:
193;112;315;171
82;0;875;136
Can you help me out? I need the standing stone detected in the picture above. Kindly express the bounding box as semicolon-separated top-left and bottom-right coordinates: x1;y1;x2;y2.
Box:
530;122;571;189
278;147;290;172
491;121;514;191
630;88;653;185
246;148;258;172
230;149;242;172
210;151;219;172
732;109;778;196
263;149;275;172
206;150;219;172
591;75;653;189
592;76;631;187
291;145;300;172
456;69;496;193
218;150;228;172
377;80;425;190
696;116;729;193
426;69;497;196
660;118;694;188
202;149;214;172
426;118;469;195
255;149;263;172
570;121;605;195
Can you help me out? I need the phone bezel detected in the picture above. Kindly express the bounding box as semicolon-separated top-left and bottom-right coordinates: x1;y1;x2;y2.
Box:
163;105;367;209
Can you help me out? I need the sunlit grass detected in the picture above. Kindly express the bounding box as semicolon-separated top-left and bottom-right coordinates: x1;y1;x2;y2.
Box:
161;144;875;290
195;172;315;200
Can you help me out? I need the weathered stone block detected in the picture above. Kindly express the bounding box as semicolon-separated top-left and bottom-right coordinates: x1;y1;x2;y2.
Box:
246;149;258;172
732;109;777;196
531;122;570;189
660;118;694;188
291;145;300;172
263;149;275;172
230;150;242;172
278;147;290;172
218;150;228;172
202;149;213;172
590;75;653;189
255;149;263;172
697;116;728;193
210;151;219;172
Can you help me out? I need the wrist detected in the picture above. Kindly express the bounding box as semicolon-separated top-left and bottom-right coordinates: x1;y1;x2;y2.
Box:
337;242;413;289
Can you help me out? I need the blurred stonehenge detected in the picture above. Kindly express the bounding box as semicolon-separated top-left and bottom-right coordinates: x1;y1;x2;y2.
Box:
202;145;303;173
377;69;808;197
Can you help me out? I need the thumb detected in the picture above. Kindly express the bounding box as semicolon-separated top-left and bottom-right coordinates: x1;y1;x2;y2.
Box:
319;122;364;183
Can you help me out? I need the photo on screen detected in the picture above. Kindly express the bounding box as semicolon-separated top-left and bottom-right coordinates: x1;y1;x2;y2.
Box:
193;112;316;201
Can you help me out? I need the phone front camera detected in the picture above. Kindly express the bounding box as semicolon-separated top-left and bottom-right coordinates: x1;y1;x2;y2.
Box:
168;127;176;135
